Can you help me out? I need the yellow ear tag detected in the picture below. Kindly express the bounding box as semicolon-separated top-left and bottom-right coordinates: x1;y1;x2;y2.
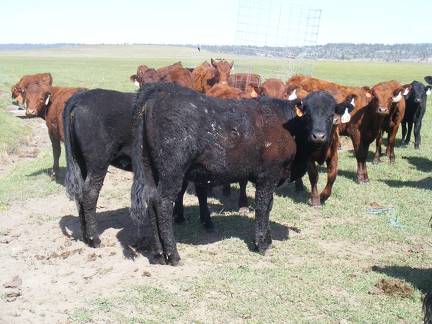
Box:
295;106;303;117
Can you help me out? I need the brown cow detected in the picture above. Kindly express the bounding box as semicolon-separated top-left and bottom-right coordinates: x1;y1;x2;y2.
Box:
229;73;261;91
211;58;233;84
157;62;193;88
130;65;159;86
11;73;53;106
25;84;85;179
191;61;217;93
370;81;407;164
259;78;289;99
285;75;372;203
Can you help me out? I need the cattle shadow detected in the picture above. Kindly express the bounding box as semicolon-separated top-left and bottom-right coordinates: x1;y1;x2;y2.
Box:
28;167;66;186
380;176;432;190
372;265;432;293
59;203;290;261
402;156;432;172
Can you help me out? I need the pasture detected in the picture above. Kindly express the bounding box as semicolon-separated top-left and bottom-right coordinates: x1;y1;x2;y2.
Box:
0;45;431;323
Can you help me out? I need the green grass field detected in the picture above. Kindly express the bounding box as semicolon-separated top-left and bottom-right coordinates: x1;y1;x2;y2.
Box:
0;45;431;323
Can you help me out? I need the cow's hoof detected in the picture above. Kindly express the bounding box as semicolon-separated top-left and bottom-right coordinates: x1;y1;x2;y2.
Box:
389;158;395;164
239;207;249;215
151;253;167;265
86;236;101;248
356;178;369;184
167;251;181;266
372;158;380;165
414;145;420;150
255;233;272;255
309;199;322;208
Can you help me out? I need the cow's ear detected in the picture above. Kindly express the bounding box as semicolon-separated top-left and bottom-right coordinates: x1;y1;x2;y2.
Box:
211;58;217;67
426;86;432;96
392;87;405;102
402;84;412;96
424;76;432;85
362;86;373;98
229;60;234;69
44;92;51;106
336;94;357;115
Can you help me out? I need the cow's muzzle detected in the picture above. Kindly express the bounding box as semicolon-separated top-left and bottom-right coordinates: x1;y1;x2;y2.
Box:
377;106;389;114
309;132;327;144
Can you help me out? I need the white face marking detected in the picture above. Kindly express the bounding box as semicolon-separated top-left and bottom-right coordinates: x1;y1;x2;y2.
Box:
134;80;140;87
45;94;51;106
288;89;297;101
403;88;410;96
350;98;355;107
426;89;431;96
341;108;351;124
392;92;402;103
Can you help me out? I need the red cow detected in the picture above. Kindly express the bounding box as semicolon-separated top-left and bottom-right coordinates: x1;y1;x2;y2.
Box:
11;73;53;106
370;81;407;164
191;61;217;93
25;84;85;179
210;58;233;84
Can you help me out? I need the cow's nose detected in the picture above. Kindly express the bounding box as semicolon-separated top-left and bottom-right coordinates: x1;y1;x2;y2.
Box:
310;132;327;143
378;106;389;114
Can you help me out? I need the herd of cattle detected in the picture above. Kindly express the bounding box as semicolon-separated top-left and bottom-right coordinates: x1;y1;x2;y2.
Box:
8;59;432;321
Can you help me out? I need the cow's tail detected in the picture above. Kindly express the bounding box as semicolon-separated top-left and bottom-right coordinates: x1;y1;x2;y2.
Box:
63;95;84;202
130;90;158;227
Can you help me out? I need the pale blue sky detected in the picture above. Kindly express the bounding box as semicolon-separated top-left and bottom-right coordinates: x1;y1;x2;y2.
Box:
0;0;430;45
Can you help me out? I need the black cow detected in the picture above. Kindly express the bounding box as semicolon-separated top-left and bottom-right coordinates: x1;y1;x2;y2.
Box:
130;83;344;265
64;89;136;247
401;81;431;148
425;76;432;85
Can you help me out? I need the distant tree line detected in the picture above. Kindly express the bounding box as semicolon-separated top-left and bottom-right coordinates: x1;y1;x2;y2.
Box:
1;43;431;61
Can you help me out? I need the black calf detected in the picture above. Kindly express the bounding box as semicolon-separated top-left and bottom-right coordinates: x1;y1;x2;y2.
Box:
402;81;431;149
130;83;341;265
63;89;136;247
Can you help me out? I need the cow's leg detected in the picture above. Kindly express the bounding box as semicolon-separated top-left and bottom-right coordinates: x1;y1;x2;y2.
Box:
195;184;213;230
238;180;248;209
413;119;422;149
154;177;183;266
81;171;107;248
307;160;320;207
254;180;276;255
173;180;188;223
406;122;413;146
372;131;382;164
355;141;370;184
320;144;338;203
401;122;407;145
49;132;61;179
386;125;400;163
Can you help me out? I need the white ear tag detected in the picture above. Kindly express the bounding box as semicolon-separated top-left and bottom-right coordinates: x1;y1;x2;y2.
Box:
341;108;350;124
350;98;355;107
288;89;297;101
403;88;410;96
426;89;431;96
392;92;402;102
134;80;140;87
45;94;51;106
